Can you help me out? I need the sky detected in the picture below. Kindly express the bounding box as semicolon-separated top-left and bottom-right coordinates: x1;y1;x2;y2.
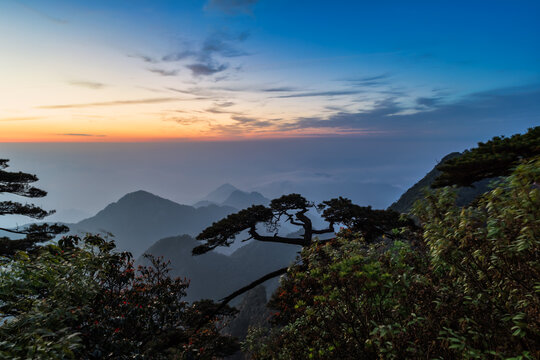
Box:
1;0;538;141
0;0;539;225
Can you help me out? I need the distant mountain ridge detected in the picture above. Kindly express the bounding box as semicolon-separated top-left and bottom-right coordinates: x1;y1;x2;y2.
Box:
194;184;270;209
65;185;273;257
222;190;269;209
389;152;495;213
69;190;236;257
196;183;238;205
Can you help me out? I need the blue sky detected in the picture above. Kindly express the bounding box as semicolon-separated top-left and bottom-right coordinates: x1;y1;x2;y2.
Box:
0;0;538;140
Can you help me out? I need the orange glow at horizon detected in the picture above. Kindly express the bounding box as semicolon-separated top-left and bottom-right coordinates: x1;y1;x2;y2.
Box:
1;91;368;142
0;109;377;142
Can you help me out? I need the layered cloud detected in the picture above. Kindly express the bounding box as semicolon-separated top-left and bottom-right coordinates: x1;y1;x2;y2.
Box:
69;81;107;89
39;97;180;109
132;30;250;79
207;84;540;138
0;116;43;122
296;86;539;135
60;133;106;137
341;73;391;88
176;31;249;77
147;68;179;77
274;89;364;98
186;63;228;76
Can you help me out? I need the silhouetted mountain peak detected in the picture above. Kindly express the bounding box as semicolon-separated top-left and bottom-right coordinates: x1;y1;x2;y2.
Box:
120;189;157;199
216;183;237;192
70;190;236;258
116;190;177;206
222;190;269;209
201;183;239;204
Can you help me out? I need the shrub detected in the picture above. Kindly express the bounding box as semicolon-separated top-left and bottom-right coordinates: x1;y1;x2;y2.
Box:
0;235;239;359
246;157;539;359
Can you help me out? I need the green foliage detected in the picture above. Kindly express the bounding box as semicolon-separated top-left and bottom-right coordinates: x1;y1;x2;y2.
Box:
0;235;239;359
246;157;540;359
433;126;540;187
413;157;540;357
245;238;445;359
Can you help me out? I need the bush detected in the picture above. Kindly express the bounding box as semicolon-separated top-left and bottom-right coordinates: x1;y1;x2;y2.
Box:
0;235;239;359
246;157;540;359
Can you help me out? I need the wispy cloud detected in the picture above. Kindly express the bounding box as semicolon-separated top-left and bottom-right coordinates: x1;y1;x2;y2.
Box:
128;54;159;63
214;101;235;107
162;30;249;78
208;115;289;136
262;87;299;92
186;62;228;76
282;85;540;135
39;98;180;109
203;84;540;138
162;50;196;62
340;73;391;87
18;2;68;24
131;30;249;80
69;81;107;89
166;87;196;95
166;87;212;99
198;31;250;59
0;116;42;122
325;105;350;112
205;107;242;115
138;86;169;93
204;0;258;15
148;68;179;76
275;90;364;98
415;96;441;107
285;98;401;130
163;116;211;126
231;115;275;127
60;133;106;137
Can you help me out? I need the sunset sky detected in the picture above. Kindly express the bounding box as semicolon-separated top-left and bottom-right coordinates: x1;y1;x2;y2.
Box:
1;0;539;142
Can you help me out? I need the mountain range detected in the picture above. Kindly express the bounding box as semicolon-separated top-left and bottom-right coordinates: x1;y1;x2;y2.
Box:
67;190;236;258
61;184;272;258
3;152;493;304
58;184;300;301
194;183;270;209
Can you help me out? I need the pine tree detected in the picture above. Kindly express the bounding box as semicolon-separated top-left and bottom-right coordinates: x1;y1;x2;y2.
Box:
0;159;68;256
433;126;540;187
193;193;414;306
